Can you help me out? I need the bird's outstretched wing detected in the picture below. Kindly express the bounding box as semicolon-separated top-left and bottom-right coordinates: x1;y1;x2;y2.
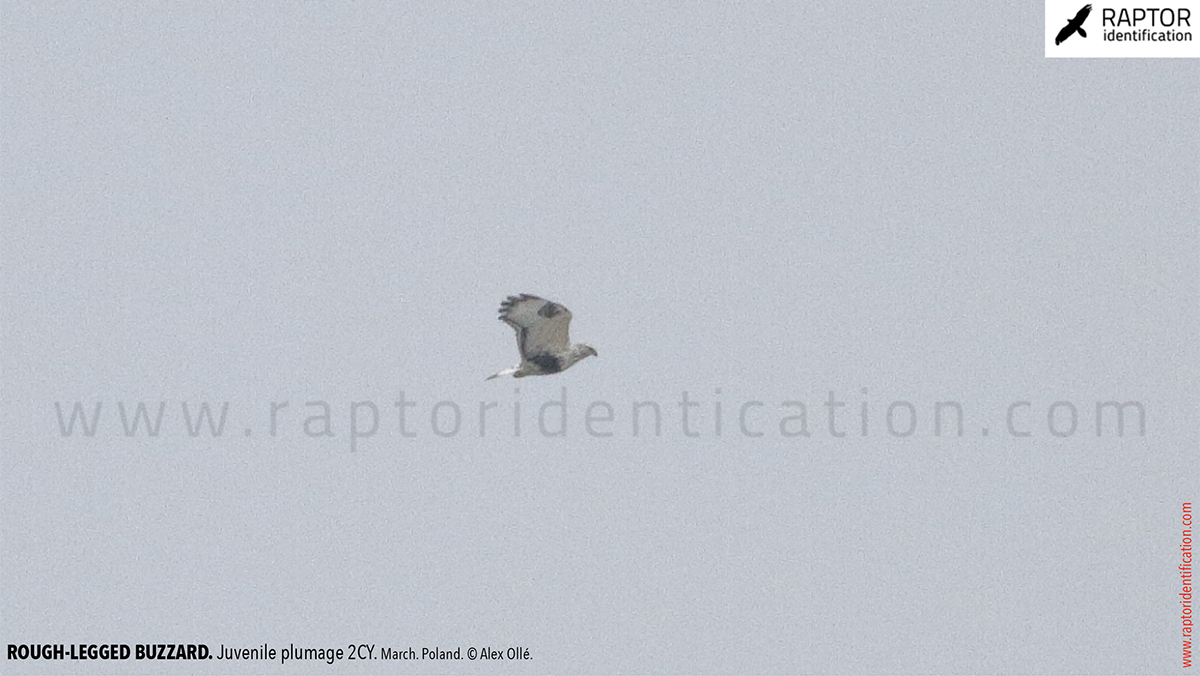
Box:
1075;5;1091;37
498;294;573;360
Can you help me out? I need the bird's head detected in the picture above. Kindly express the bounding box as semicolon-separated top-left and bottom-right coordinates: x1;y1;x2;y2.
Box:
578;344;598;359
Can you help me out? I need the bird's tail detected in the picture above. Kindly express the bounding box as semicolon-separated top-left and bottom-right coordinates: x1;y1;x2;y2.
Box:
486;367;519;381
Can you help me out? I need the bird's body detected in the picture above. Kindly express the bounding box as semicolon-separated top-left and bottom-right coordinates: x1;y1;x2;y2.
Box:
1056;4;1092;44
487;294;597;380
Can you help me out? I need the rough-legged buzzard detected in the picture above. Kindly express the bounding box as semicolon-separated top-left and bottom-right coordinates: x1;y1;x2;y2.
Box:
487;294;597;380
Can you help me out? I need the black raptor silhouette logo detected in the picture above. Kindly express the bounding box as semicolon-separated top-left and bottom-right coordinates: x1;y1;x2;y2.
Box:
1056;4;1092;45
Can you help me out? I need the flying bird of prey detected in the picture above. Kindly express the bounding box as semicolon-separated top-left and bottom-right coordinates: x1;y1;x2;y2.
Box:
1056;4;1092;44
487;294;597;380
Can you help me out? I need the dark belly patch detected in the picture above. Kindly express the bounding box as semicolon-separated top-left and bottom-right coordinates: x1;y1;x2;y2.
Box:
527;353;563;374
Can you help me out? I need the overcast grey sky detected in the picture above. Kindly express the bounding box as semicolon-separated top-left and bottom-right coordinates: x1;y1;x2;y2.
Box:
3;2;1197;674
